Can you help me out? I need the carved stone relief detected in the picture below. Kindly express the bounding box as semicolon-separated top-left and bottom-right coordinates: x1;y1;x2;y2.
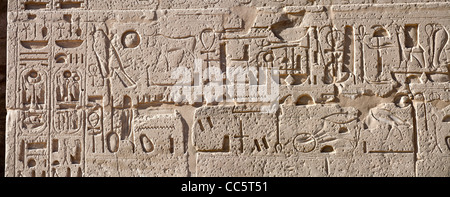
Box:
5;1;450;177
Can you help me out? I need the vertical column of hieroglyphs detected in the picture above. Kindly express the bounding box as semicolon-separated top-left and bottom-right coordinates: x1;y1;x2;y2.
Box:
5;0;87;177
50;9;86;177
6;0;53;177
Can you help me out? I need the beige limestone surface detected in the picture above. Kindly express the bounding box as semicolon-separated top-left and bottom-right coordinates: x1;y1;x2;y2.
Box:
4;0;450;177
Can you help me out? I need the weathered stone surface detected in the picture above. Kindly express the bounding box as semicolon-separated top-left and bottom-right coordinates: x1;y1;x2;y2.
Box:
4;0;450;177
0;0;7;178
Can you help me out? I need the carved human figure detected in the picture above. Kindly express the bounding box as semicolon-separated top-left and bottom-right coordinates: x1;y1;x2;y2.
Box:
56;71;81;103
93;27;136;88
23;70;45;109
71;72;81;101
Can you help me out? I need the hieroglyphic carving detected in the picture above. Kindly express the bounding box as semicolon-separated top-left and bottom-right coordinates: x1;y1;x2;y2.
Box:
92;26;136;88
193;106;278;155
20;69;47;110
83;108;188;176
361;94;414;153
12;12;52;175
15;137;49;177
85;96;104;154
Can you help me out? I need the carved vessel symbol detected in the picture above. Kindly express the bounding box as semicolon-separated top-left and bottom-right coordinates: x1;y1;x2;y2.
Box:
21;41;49;49
55;40;83;48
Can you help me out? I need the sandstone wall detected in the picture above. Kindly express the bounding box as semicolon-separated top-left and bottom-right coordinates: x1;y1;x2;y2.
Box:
4;0;450;177
1;0;8;177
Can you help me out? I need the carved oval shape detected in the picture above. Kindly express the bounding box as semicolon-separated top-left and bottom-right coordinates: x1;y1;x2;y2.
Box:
140;134;154;153
52;160;60;166
296;95;314;105
200;29;215;50
88;64;98;75
293;133;316;153
122;31;140;48
75;28;82;37
320;145;335;153
263;52;274;62
107;132;119;153
28;158;36;167
41;26;48;37
358;25;365;35
88;112;100;127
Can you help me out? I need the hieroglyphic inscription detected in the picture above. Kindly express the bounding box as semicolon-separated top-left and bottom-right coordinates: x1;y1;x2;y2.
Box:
5;1;450;177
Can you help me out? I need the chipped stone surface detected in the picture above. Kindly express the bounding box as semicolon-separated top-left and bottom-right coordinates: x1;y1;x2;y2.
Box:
4;0;450;177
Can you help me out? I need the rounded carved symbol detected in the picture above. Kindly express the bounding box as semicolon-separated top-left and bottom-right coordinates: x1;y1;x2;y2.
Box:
26;70;42;84
88;112;100;127
200;29;215;50
28;158;36;168
122;30;140;48
140;134;155;153
88;64;98;75
63;70;72;78
263;52;274;62
72;73;80;82
106;132;119;153
293;133;316;153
